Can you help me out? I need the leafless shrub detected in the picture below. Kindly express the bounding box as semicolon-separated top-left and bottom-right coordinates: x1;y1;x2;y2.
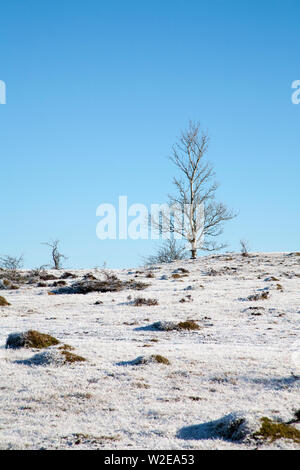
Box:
0;254;24;270
0;255;25;283
240;240;250;258
143;239;188;266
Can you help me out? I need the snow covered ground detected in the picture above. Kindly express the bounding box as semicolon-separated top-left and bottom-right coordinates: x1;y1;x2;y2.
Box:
0;252;299;450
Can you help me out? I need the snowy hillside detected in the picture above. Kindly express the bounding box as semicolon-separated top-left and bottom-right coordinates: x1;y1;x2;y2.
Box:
0;252;299;450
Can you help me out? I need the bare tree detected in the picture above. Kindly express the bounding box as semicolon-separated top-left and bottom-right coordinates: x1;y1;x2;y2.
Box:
152;121;236;259
43;239;67;269
240;239;250;257
0;254;24;270
143;239;188;265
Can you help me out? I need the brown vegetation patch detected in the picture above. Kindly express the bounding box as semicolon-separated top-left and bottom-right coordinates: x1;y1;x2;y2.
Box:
151;354;170;365
60;350;86;363
6;330;60;349
172;273;188;279
52;272;150;295
177;320;200;330
58;344;75;351
247;292;269;301
253;417;300;444
133;297;158;306
0;295;10;306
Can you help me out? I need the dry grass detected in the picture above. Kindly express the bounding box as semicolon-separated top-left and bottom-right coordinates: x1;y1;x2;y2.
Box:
152;320;200;331
133;297;158;306
1;279;19;290
52;272;150;295
71;433;120;445
151;354;170;365
253;417;300;444
5;330;60;349
0;295;10;306
60;350;86;363
58;344;75;351
247;292;269;301
177;320;200;330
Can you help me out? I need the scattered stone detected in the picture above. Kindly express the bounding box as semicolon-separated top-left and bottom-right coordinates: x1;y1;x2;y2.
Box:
177;412;260;441
152;321;179;331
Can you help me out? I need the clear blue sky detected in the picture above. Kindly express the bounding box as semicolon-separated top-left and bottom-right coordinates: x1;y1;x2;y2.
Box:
0;0;299;268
